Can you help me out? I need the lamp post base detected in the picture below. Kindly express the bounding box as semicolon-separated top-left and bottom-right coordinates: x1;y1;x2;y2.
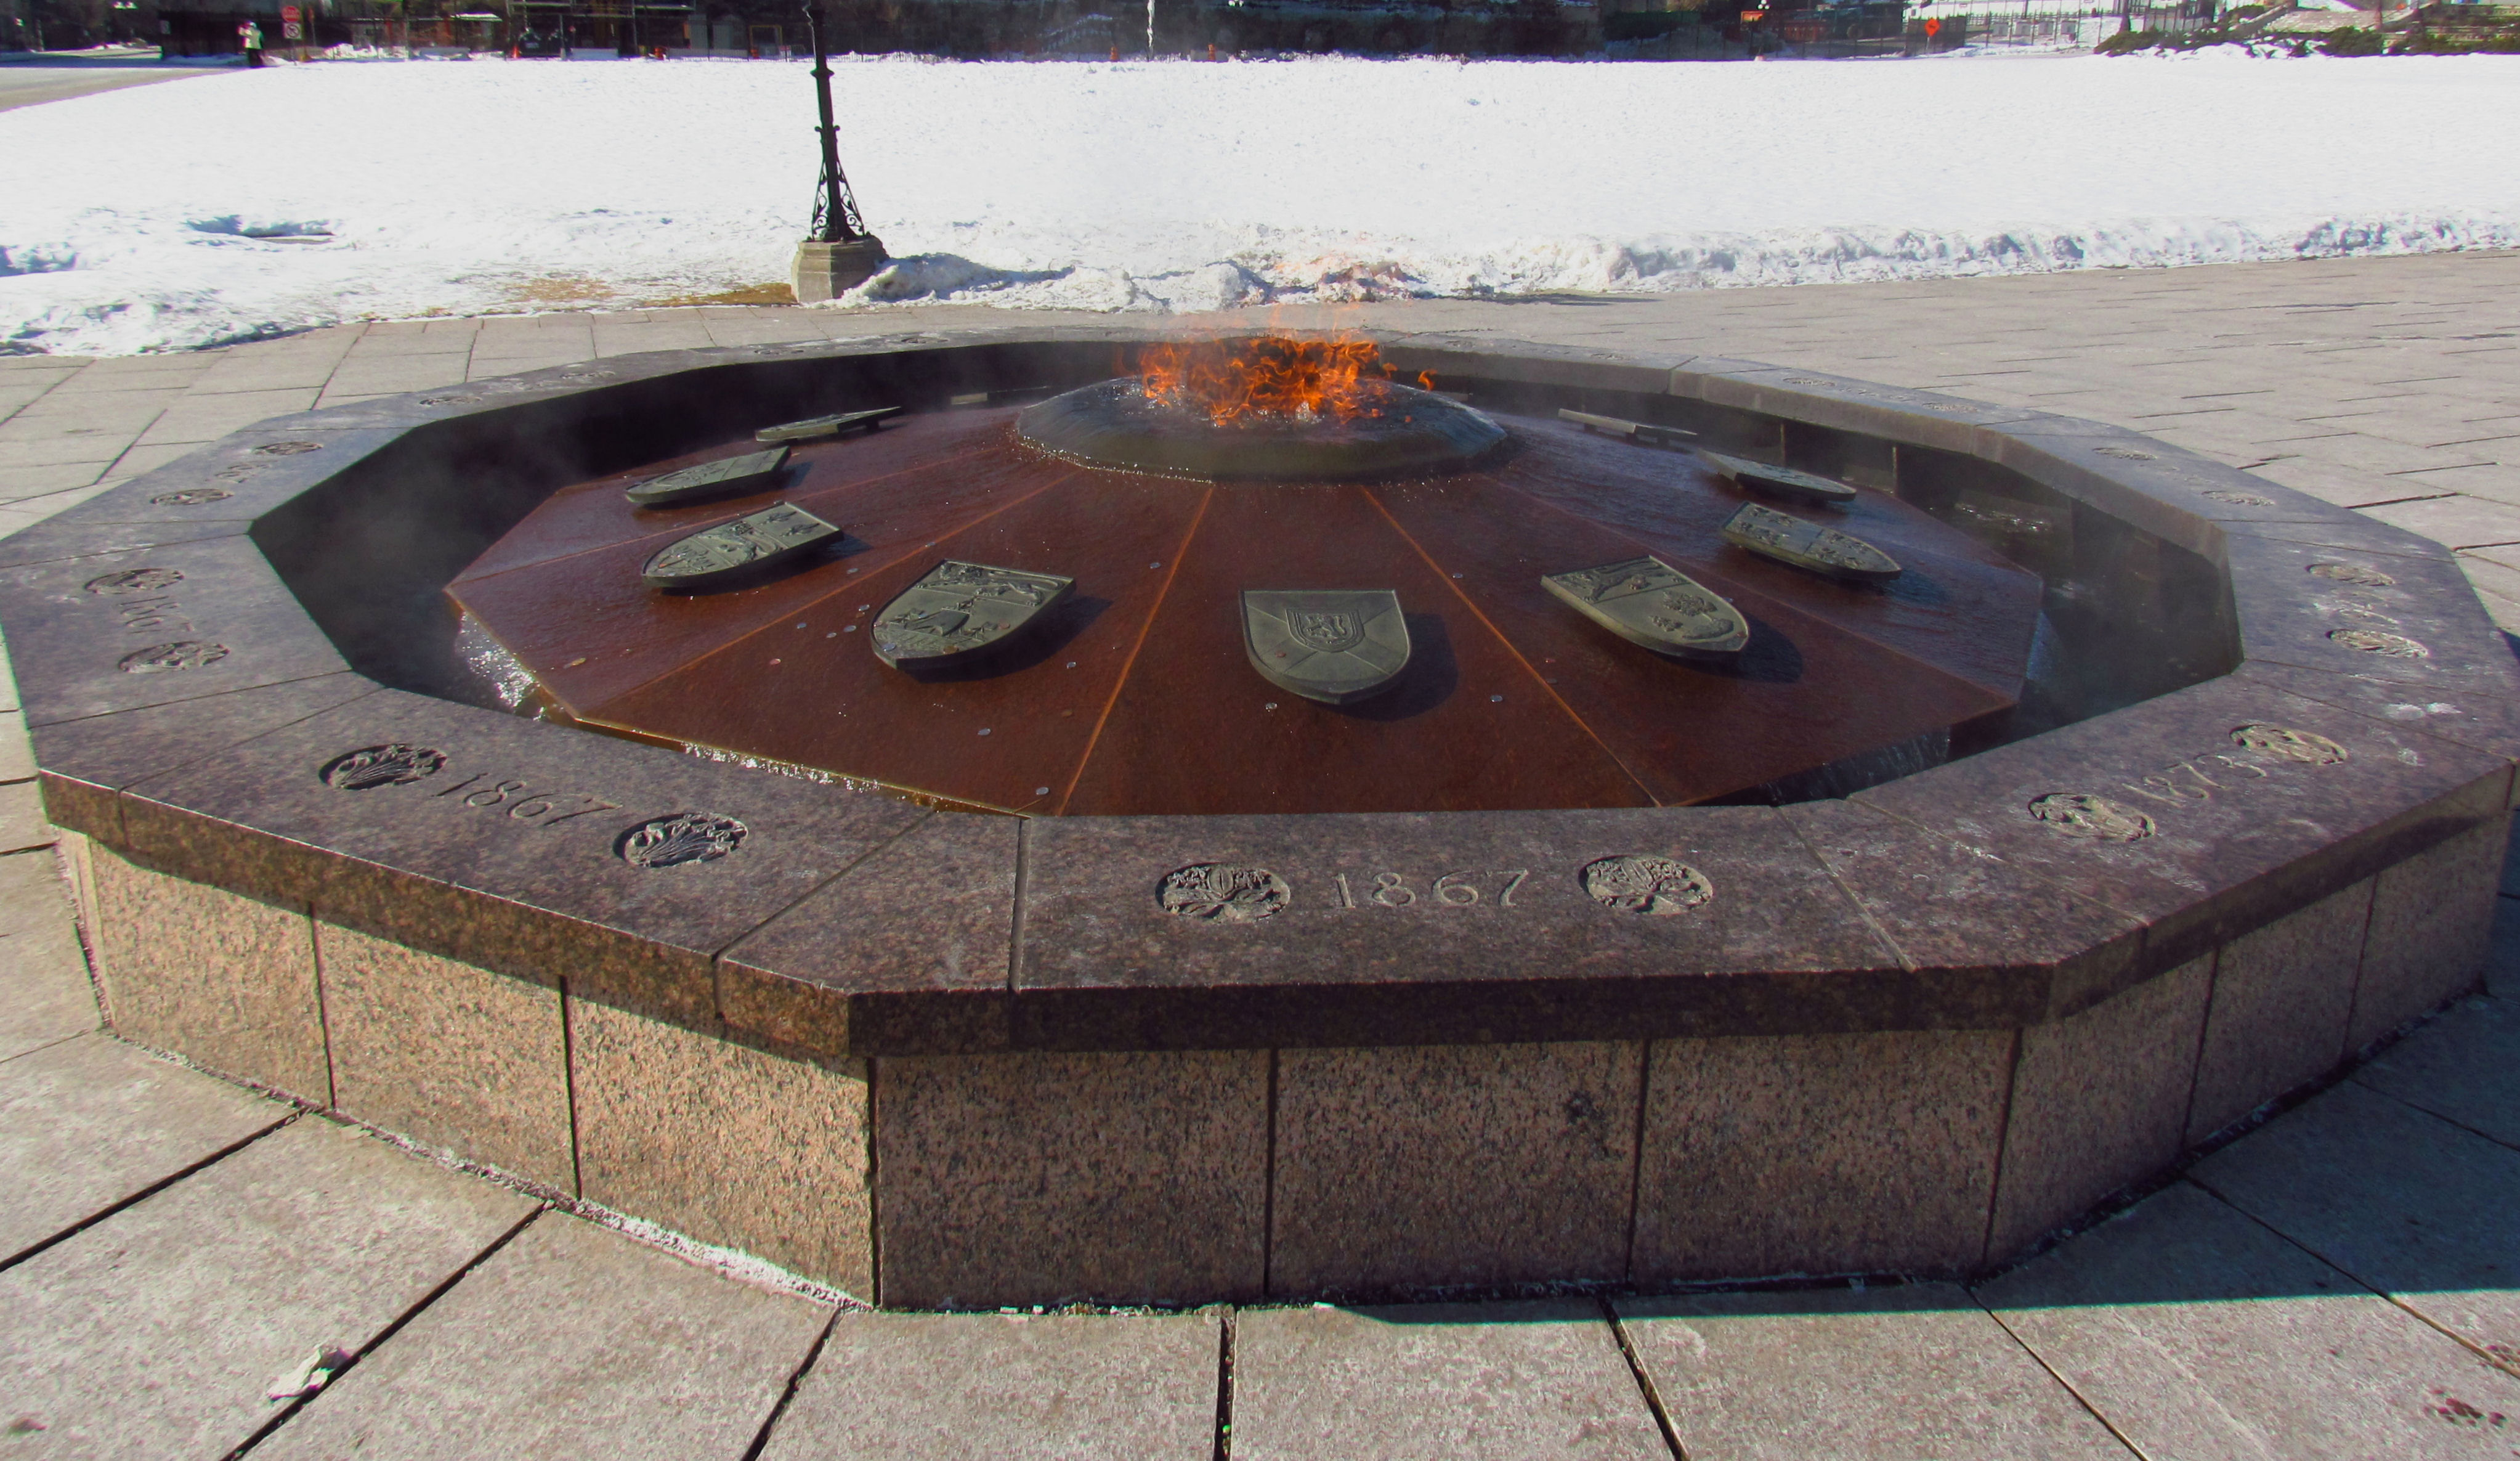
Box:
790;237;888;304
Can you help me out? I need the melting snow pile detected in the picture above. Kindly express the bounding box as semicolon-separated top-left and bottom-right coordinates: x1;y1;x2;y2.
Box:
2;51;2516;354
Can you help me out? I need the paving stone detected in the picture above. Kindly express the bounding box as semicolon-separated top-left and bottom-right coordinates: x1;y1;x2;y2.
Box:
1979;1181;2520;1461
129;386;323;447
0;1118;534;1459
758;1309;1218;1461
100;440;201;481
0;706;31;781
2250;456;2414;508
0;1032;284;1261
2352;993;2520;1147
0;462;108;503
2359;494;2520;550
1231;1301;1667;1461
256;1212;825;1461
0;434;131;471
2455;552;2520;623
0;476;115;527
1;382;177;426
0;778;54;853
2490;898;2520;999
2393;463;2520;507
1617;1284;2128;1461
2190;1080;2520;1372
2294;434;2502;480
0;849;96;1060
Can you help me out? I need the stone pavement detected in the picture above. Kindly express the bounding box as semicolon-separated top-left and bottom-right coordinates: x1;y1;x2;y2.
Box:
4;253;2520;1456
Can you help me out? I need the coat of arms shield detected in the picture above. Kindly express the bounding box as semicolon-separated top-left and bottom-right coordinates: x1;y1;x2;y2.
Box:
640;503;841;590
1696;449;1858;507
1720;502;1902;584
1241;590;1411;704
870;560;1076;670
625;445;791;508
755;406;901;444
1542;555;1749;659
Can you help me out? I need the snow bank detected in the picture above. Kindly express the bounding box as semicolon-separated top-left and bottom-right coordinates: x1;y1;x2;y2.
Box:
2;51;2516;354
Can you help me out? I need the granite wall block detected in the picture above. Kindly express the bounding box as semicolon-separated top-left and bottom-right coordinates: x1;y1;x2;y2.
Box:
2185;881;2370;1143
316;920;573;1192
872;1048;1267;1308
2348;816;2508;1051
1988;956;2213;1261
87;840;328;1103
570;998;875;1297
1632;1027;2012;1281
1270;1041;1639;1297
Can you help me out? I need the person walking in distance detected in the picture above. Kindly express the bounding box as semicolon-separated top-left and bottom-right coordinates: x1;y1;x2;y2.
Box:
240;19;265;64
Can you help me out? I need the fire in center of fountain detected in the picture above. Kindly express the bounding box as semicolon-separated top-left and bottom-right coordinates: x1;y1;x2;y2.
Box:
1017;336;1507;482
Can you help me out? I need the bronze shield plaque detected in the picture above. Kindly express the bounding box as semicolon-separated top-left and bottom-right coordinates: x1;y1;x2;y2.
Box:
625;445;791;508
641;502;840;590
755;406;901;444
1242;589;1411;704
870;560;1077;670
1558;408;1695;449
1542;555;1749;659
1697;449;1857;507
1720;502;1902;583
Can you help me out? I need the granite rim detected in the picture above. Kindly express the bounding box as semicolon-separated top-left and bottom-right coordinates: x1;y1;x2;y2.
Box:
4;325;2514;1068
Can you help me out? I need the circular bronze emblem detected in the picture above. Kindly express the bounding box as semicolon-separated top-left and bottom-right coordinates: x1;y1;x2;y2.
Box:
2027;793;2155;842
1581;855;1714;916
149;487;233;507
83;568;182;595
2308;561;2396;587
1158;863;1290;923
2328;628;2429;658
2202;490;2274;507
116;641;228;673
251;441;322;457
2231;724;2349;765
617;812;747;869
320;744;447;789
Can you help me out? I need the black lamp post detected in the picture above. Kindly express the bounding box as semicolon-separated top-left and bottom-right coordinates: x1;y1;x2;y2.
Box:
790;0;886;301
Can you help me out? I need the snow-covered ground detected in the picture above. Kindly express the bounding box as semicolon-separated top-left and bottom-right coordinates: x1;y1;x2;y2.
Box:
2;51;2516;355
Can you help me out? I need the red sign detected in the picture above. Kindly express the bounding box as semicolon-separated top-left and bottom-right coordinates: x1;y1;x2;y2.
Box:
1923;16;1941;34
280;5;299;20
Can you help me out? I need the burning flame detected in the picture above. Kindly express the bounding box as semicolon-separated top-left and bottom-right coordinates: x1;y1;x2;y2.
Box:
1138;336;1433;426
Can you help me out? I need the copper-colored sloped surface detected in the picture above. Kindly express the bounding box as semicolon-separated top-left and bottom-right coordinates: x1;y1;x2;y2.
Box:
448;404;2043;816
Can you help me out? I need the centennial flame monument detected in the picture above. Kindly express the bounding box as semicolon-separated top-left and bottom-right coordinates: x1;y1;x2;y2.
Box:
6;326;2511;1308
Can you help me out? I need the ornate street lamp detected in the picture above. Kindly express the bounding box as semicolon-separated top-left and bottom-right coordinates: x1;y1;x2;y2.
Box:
789;0;886;303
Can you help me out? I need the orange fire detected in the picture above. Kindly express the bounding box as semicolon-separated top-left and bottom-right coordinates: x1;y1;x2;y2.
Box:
1139;336;1432;425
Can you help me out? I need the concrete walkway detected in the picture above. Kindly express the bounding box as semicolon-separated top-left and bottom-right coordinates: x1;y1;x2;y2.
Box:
4;253;2520;1457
